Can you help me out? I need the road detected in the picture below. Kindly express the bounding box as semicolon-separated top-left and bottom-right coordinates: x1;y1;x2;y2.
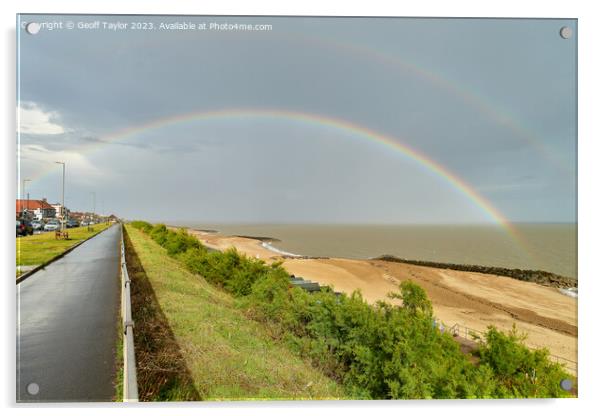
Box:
17;224;121;402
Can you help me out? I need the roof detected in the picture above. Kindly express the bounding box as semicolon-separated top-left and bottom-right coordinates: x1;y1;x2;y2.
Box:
16;199;56;212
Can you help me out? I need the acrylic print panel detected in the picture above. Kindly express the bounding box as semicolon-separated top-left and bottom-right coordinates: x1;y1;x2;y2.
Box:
16;14;577;402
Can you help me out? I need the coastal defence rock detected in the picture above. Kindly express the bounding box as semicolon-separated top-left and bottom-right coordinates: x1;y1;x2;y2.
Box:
280;255;329;260
234;235;282;243
374;255;577;289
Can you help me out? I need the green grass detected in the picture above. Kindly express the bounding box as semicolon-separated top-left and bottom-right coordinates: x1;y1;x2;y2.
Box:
16;223;112;269
114;307;124;402
124;224;345;401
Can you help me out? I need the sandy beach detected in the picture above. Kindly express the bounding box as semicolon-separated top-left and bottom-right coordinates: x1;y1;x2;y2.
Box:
187;229;577;373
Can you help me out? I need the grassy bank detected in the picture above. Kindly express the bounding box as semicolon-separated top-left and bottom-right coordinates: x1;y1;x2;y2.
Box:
124;225;345;400
16;223;112;271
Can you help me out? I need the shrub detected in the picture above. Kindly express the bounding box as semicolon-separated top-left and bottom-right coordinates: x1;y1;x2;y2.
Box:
226;257;272;296
130;220;153;232
150;224;169;246
178;247;210;275
388;280;433;317
164;229;201;256
246;267;293;322
478;326;573;398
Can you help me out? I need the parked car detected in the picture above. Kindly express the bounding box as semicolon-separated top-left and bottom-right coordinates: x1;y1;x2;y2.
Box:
16;220;34;236
43;220;61;232
66;219;79;228
31;220;43;231
80;221;89;227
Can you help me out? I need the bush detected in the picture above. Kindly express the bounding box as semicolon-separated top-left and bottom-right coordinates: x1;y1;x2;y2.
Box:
478;326;573;398
164;229;201;256
150;224;169;246
178;246;210;275
388;280;433;317
301;289;477;399
130;220;153;233
246;267;293;322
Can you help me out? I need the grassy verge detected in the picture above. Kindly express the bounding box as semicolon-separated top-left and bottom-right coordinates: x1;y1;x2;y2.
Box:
114;306;124;402
124;225;345;401
16;223;112;270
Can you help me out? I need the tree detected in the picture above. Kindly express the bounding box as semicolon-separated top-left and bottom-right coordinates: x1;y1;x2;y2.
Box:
389;280;433;317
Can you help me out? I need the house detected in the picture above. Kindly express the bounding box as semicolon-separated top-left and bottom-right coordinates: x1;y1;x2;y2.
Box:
51;203;69;219
70;211;91;221
16;198;56;221
69;211;84;220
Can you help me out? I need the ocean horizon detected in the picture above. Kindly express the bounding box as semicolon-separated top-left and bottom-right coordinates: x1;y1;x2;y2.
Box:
169;222;577;279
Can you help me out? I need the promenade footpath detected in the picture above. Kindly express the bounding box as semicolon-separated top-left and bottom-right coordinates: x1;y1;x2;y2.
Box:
17;224;121;402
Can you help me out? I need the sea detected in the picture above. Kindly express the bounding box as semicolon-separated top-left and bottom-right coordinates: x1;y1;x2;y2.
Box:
172;223;577;279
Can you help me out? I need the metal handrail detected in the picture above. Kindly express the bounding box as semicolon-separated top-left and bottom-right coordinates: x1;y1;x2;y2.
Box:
120;223;139;402
548;354;578;372
443;320;577;373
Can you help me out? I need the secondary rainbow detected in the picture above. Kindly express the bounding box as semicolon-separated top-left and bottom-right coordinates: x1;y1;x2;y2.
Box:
292;33;571;173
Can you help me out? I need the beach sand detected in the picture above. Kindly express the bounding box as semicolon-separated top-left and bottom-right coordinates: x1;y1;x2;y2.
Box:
188;229;577;372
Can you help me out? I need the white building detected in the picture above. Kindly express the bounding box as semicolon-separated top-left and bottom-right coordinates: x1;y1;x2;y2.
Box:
51;203;69;219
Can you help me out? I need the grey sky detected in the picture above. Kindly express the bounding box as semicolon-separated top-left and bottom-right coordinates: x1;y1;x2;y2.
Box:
17;15;576;223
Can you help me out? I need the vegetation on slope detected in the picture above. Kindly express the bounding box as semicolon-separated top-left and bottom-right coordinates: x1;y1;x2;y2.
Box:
124;224;345;400
130;221;575;399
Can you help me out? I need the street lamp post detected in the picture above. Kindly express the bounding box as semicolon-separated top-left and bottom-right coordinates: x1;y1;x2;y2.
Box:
55;162;65;232
89;192;96;231
22;178;31;219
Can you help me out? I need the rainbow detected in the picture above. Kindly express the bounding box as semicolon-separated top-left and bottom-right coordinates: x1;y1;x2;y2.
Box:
28;108;513;226
18;31;561;262
22;107;541;260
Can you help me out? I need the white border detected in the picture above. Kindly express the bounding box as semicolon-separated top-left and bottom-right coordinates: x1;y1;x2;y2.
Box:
2;1;600;415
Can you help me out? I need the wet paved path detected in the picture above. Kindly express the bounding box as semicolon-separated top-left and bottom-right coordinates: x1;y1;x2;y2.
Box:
17;224;121;402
